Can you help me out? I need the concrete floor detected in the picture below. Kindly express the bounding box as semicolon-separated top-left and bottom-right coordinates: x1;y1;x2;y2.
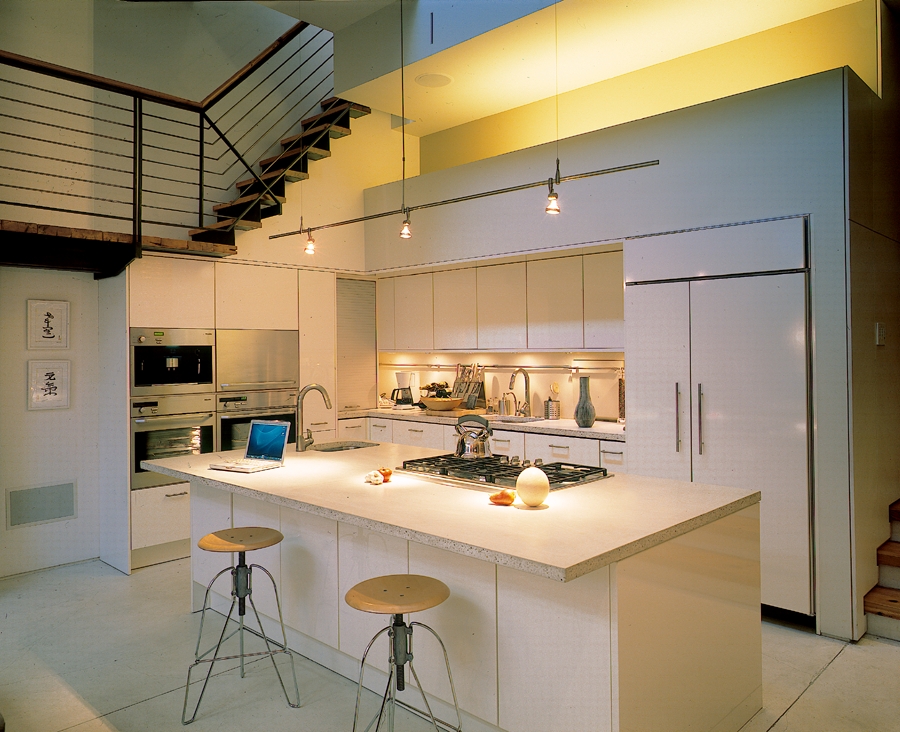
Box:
0;558;898;732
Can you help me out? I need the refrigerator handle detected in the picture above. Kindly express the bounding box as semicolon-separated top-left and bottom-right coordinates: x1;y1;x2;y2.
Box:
675;382;681;453
697;383;703;455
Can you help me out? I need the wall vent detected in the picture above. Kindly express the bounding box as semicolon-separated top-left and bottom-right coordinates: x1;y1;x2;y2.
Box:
7;482;76;528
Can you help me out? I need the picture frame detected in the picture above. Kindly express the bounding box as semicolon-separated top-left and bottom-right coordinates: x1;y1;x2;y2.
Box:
28;360;70;410
27;300;69;349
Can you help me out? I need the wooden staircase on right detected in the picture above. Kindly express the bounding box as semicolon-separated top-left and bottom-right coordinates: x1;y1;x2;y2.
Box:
864;499;900;640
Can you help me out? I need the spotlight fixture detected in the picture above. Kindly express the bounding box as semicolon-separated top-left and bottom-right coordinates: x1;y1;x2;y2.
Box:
545;179;560;215
399;209;412;239
304;229;315;254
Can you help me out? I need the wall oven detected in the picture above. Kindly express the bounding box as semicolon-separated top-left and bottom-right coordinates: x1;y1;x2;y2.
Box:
217;390;298;451
131;328;215;397
216;329;298;392
131;394;216;489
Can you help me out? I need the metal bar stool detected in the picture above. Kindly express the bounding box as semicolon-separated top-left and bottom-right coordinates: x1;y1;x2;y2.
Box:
346;574;462;732
182;526;300;725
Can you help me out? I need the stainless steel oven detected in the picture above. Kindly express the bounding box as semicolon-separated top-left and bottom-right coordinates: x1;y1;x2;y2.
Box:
131;328;215;397
216;329;298;392
217;389;298;451
131;394;216;489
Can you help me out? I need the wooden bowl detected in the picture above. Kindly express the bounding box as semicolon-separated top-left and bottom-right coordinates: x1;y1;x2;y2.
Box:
421;397;464;411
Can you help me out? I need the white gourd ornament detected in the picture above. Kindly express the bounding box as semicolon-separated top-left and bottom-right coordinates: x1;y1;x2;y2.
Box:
516;467;550;507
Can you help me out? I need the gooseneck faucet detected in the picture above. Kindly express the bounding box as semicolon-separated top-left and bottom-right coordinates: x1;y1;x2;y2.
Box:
296;383;333;451
508;368;531;417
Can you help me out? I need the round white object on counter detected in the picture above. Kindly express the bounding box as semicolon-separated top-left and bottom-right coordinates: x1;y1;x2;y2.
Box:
516;466;550;507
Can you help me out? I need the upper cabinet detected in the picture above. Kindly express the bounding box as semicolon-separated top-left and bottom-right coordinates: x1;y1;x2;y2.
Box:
477;263;527;350
526;257;584;349
129;256;215;328
433;268;477;350
215;261;299;330
299;270;336;430
584;251;625;350
375;278;395;351
394;273;434;351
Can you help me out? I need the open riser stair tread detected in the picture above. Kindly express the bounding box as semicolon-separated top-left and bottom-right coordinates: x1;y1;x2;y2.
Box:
280;123;350;148
889;499;900;523
877;540;900;568
864;585;900;621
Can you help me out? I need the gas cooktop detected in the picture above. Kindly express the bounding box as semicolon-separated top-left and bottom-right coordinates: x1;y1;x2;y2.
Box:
398;454;609;490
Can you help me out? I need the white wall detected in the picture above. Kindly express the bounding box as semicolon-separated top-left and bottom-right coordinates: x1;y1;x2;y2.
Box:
0;267;100;577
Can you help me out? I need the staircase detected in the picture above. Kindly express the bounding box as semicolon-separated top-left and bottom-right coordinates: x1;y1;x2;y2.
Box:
863;499;900;640
189;97;370;246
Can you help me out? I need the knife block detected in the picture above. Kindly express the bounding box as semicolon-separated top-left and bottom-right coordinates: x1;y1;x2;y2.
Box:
451;378;486;409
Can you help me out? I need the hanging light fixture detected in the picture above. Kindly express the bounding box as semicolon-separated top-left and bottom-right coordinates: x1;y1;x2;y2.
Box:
304;228;315;254
399;209;412;239
545;179;560;215
398;0;410;239
544;1;562;215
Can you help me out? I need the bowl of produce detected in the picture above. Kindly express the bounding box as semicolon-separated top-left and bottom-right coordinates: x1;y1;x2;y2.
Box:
420;397;464;411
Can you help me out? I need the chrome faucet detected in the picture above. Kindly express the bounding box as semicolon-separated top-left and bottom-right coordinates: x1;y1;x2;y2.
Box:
296;383;333;451
508;368;531;417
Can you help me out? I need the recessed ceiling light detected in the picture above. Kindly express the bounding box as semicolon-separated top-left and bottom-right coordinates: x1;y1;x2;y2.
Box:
415;73;452;88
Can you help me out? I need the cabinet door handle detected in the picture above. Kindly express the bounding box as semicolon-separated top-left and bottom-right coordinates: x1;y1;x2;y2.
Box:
344;425;362;430
600;449;623;455
697;383;703;455
343;404;360;409
310;421;328;426
165;491;188;498
408;428;424;433
493;438;511;444
372;424;387;429
675;382;681;453
548;444;569;451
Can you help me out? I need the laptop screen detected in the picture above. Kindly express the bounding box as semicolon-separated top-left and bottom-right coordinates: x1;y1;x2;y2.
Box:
245;421;290;462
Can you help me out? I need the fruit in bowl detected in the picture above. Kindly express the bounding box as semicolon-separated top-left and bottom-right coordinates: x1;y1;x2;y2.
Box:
420;397;464;411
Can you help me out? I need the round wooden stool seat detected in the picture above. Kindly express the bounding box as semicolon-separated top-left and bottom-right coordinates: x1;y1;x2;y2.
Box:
345;574;450;615
197;526;283;553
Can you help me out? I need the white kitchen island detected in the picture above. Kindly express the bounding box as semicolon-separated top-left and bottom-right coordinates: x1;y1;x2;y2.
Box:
143;441;762;732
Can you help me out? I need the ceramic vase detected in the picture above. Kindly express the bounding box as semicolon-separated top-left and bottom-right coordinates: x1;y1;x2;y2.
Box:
574;376;596;427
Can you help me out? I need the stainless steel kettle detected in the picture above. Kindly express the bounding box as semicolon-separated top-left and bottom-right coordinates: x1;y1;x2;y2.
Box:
454;415;493;459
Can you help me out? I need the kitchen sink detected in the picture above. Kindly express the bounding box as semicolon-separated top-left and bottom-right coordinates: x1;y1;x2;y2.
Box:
486;415;544;423
310;441;379;452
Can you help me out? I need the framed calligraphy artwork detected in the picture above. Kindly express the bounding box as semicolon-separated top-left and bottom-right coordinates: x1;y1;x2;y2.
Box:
28;360;70;410
27;300;69;349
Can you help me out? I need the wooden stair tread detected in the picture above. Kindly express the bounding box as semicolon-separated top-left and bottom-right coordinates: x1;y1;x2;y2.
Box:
890;499;900;523
189;218;261;236
280;123;351;148
864;585;900;620
258;147;330;170
877;540;900;568
212;193;283;212
300;100;370;129
318;97;372;117
236;169;305;190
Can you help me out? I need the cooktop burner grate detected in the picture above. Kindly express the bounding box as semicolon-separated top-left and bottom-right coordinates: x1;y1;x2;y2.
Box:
399;454;609;490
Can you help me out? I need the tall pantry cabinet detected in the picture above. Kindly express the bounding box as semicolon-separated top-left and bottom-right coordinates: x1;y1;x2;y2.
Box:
624;217;812;615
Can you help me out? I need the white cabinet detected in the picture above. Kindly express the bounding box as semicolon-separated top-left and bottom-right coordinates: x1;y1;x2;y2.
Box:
368;417;394;442
190;481;232;608
599;440;627;473
338;418;367;439
375;277;395;350
443;424;459;451
393;420;445;449
583;251;624;350
130;482;190;550
393;273;434;350
232;494;282;627
215;261;299;330
625;267;811;614
524;433;600;467
129;257;215;328
336;278;376;411
433;268;477;350
280;508;340;649
527;256;584;349
489;429;525;459
477;263;527;349
299;270;336;432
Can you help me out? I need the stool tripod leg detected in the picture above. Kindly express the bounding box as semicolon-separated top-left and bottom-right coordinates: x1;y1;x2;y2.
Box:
352;626;391;732
194;566;233;660
411;622;463;732
182;597;237;725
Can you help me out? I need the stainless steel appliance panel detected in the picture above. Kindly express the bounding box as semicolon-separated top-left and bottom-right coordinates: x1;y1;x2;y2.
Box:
216;330;299;392
131;394;217;489
216;389;298;451
131;328;215;397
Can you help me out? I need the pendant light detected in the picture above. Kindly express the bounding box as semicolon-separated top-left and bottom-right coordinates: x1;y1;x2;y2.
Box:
398;0;410;239
545;1;561;215
304;228;315;254
545;180;560;214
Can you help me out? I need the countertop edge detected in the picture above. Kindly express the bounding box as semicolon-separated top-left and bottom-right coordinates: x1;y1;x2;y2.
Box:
148;462;758;581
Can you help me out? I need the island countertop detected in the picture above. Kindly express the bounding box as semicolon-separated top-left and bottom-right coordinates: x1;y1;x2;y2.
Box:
143;442;758;582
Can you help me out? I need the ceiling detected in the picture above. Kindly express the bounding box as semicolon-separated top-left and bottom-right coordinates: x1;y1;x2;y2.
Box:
331;0;865;137
256;1;394;31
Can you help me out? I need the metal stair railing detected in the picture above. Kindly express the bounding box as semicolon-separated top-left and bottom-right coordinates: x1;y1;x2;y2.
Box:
0;20;336;245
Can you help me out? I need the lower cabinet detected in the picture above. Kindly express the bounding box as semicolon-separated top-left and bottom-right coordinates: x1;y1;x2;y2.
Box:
490;429;526;459
368;417;393;442
599;439;627;473
190;482;233;606
524;433;600;467
233;494;281;628
338;417;367;440
131;482;191;550
392;420;445;449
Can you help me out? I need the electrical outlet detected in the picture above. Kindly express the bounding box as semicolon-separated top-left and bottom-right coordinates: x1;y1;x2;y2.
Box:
875;322;886;346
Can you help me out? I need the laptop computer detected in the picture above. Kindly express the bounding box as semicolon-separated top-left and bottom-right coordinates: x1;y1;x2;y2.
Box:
209;420;290;473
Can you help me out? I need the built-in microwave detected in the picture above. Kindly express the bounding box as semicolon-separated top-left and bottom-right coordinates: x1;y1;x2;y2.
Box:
131;328;215;396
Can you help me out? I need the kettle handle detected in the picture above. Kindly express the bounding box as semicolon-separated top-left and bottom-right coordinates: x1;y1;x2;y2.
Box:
457;414;492;434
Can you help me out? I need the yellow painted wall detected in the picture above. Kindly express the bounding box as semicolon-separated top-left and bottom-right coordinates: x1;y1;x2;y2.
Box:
421;0;879;174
